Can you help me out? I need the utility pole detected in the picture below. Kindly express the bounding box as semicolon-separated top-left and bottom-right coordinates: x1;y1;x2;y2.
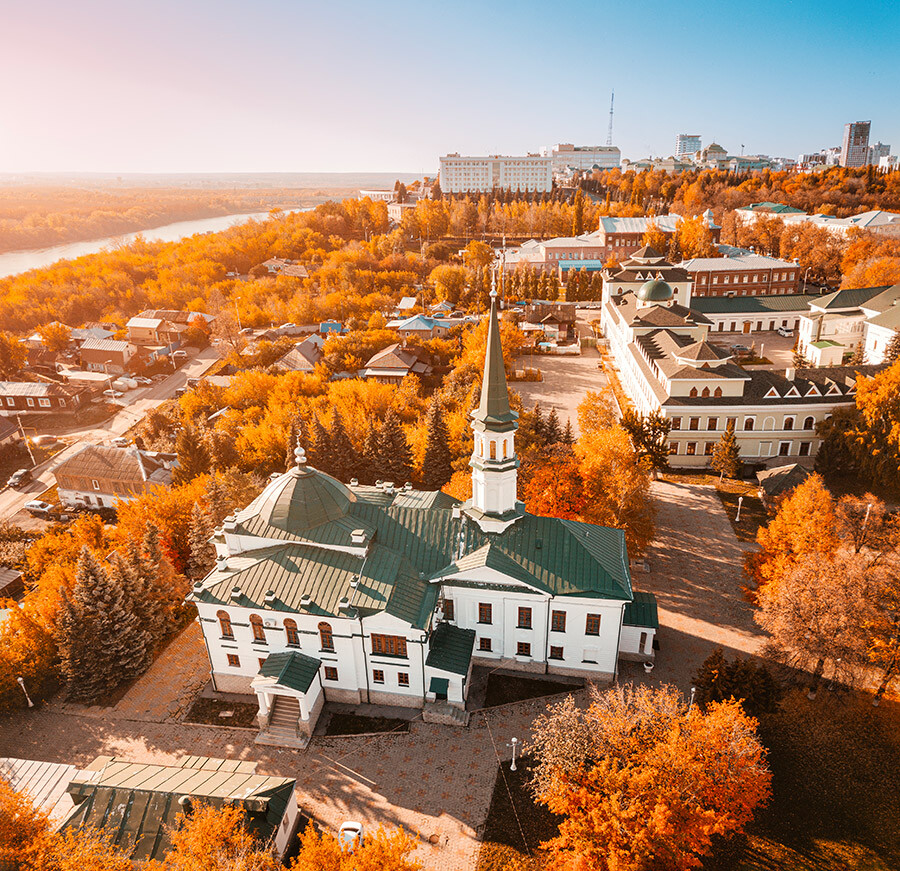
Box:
606;90;615;147
16;415;36;467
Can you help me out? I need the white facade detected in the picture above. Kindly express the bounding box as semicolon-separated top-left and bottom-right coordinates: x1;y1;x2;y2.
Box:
675;134;701;158
439;153;553;193
543;143;621;176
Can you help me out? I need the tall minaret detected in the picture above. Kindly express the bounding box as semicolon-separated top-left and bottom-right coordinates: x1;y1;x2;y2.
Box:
465;285;524;533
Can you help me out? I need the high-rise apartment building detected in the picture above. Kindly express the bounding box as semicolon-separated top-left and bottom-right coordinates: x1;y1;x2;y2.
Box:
439;153;553;193
675;134;701;158
869;142;891;165
840;121;871;168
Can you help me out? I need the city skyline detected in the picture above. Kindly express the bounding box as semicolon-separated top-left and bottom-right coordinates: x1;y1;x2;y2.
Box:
0;0;898;174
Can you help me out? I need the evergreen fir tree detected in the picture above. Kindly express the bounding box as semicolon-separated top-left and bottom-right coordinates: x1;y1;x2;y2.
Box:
205;475;231;524
328;409;359;482
421;397;453;490
112;549;157;658
562;419;575;445
58;547;152;701
173;424;212;485
308;416;332;473
885;330;900;364
532;402;547;446
187;502;216;580
710;423;742;480
378;409;414;485
359;421;380;484
107;557;154;680
545;407;562;444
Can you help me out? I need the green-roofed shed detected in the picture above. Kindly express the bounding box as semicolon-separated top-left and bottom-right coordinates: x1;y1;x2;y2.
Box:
426;623;476;675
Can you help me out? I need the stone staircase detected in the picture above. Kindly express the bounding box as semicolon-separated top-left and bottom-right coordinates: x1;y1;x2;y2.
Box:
255;695;309;749
423;700;469;727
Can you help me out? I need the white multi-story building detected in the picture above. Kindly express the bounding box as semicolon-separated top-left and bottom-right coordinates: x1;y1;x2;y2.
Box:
188;293;658;747
675;134;701;158
600;265;881;467
439;153;553;193
542;143;621;177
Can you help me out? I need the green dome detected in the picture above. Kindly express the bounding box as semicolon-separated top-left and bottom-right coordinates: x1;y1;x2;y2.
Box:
254;465;354;533
637;278;674;302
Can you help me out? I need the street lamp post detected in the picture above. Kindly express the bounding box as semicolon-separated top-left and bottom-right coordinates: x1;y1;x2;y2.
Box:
16;676;34;708
103;359;115;396
507;737;519;772
736;496;744;522
234;296;242;331
16;414;36;467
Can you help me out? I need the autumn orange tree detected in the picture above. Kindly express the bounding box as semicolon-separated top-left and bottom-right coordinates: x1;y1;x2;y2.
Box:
745;473;838;593
527;684;771;871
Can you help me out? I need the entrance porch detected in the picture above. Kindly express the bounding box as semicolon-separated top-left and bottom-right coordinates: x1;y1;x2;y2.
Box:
252;651;325;749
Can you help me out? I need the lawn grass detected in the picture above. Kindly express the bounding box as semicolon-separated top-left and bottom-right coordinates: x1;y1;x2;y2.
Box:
476;689;900;870
705;688;900;870
482;673;583;709
476;760;560;871
184;696;259;728
323;712;409;735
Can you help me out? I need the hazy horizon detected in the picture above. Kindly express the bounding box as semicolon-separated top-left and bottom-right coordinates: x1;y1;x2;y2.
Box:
2;0;898;174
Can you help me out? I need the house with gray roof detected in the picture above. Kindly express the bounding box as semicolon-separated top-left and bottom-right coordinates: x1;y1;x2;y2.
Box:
53;444;177;509
188;293;656;746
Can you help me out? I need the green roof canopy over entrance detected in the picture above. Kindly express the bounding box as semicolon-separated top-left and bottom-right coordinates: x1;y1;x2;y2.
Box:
258;650;321;692
426;623;476;675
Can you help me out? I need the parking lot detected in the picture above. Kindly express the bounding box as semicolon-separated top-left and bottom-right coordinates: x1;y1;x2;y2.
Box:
707;329;797;370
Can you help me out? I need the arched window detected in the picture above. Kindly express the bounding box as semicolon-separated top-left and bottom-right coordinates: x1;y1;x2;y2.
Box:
784;416;795;431
217;610;233;639
763;416;776;431
744;417;755;432
319;622;334;651
250;614;266;643
701;387;710;398
285;618;300;647
502;439;508;459
689;387;698;398
489;441;496;460
803;416;815;431
713;387;723;397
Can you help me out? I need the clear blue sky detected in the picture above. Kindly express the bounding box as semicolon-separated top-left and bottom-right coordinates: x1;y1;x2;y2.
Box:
1;0;897;174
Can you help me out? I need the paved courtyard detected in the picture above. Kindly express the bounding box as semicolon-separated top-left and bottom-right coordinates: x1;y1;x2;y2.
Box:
515;348;607;436
0;481;763;869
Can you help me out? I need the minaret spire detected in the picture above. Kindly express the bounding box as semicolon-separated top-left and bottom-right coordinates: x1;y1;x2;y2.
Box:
465;283;523;533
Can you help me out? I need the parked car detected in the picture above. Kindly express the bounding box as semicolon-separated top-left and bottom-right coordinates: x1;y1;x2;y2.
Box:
24;500;53;516
171;350;188;361
112;437;130;447
776;326;794;337
174;387;187;398
338;822;363;853
103;389;123;399
7;469;32;488
32;434;60;447
186;377;199;388
133;375;153;386
240;327;254;335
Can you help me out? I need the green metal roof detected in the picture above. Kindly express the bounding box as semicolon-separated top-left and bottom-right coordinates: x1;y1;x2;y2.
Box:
690;293;820;314
197;541;438;629
62;757;294;862
426;623;476;675
249;465;355;534
258;650;320;692
812;286;889;311
810;340;843;349
472;293;518;430
737;201;805;214
623;591;658;629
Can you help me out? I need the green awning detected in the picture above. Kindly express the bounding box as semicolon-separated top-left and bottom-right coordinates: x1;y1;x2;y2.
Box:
429;677;449;696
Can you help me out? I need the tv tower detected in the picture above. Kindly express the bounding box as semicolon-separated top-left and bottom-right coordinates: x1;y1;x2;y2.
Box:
606;90;615;147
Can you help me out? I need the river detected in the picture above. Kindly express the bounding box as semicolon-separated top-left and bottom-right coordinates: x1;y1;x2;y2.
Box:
0;210;300;279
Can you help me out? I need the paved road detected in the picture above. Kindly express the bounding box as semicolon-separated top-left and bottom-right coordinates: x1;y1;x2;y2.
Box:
0;347;220;522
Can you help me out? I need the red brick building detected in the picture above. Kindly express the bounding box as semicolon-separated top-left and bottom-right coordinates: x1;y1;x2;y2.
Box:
681;253;801;297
